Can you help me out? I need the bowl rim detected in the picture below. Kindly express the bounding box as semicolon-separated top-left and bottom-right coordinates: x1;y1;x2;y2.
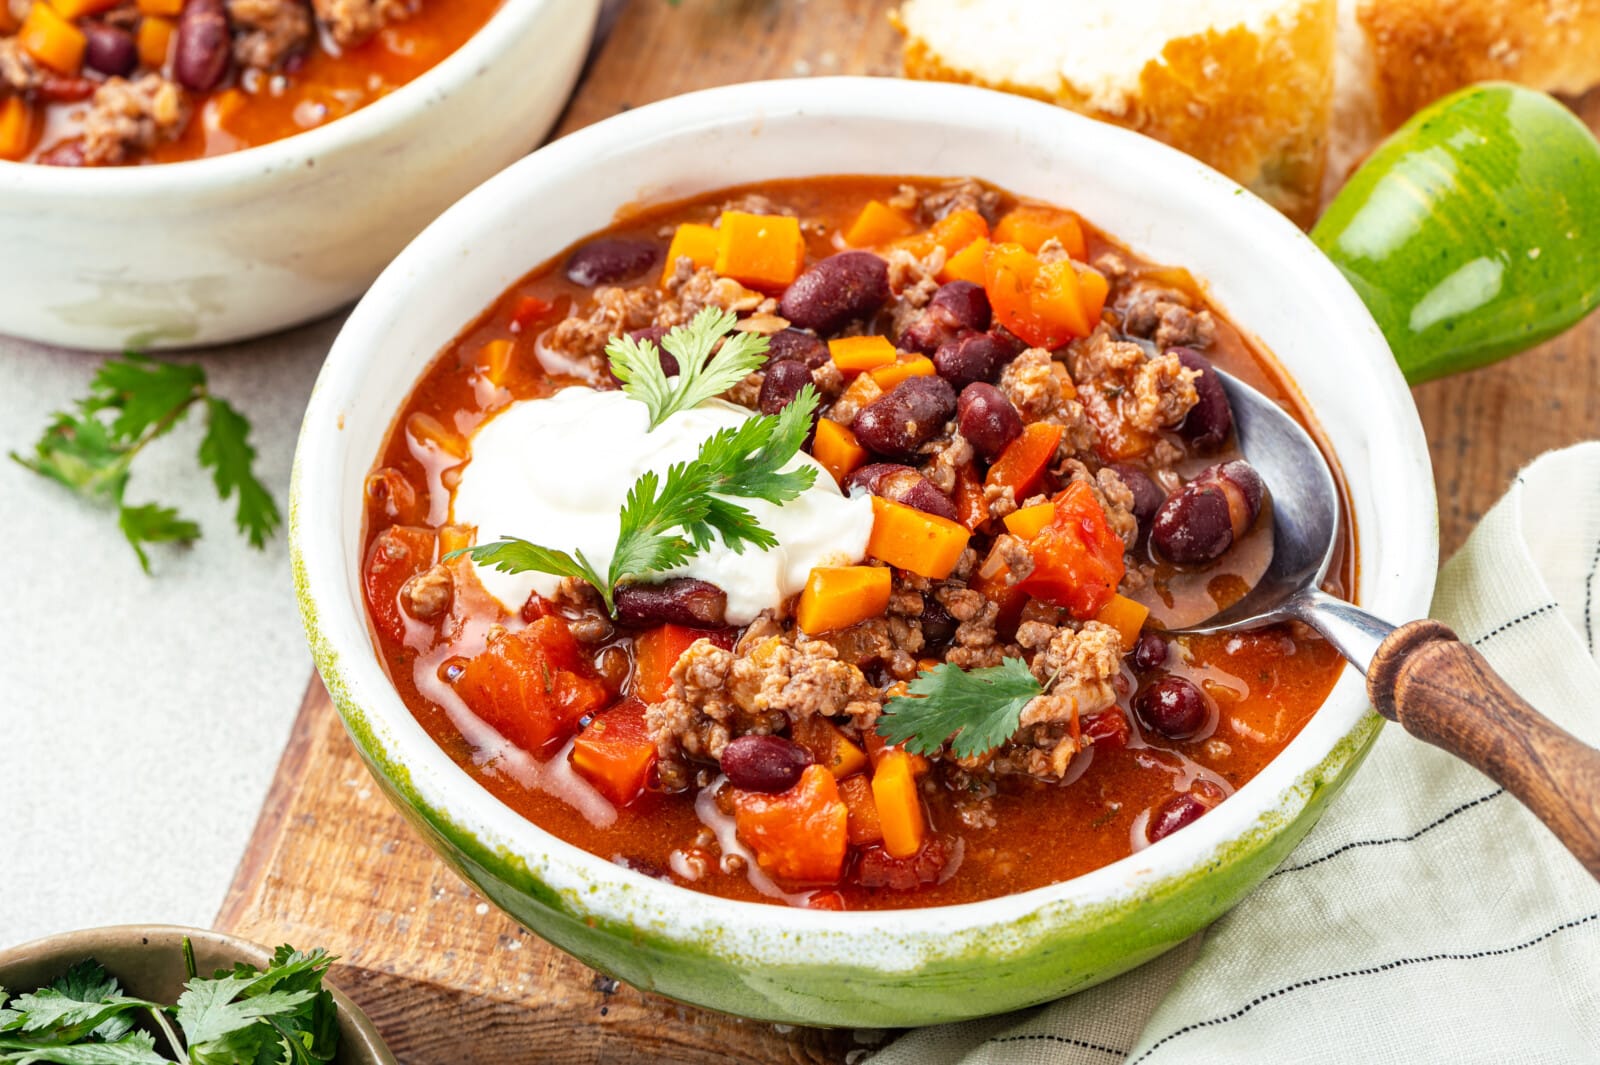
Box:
291;76;1439;960
0;0;553;193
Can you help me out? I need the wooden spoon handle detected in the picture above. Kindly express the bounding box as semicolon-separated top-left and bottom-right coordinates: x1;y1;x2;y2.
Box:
1367;620;1600;879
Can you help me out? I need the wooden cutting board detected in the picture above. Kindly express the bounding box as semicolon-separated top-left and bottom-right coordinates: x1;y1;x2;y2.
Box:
214;0;1600;1058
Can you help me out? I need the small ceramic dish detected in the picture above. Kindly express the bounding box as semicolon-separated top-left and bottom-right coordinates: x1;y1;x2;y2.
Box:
0;925;396;1065
0;0;599;352
290;77;1438;1027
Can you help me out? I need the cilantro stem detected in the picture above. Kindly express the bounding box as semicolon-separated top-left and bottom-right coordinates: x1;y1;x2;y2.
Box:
181;937;197;981
78;392;205;501
148;1005;185;1060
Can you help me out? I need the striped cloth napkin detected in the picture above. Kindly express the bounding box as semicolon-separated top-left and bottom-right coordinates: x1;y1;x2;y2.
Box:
875;443;1600;1064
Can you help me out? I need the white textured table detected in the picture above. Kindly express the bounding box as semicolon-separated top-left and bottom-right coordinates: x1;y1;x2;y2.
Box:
0;318;340;945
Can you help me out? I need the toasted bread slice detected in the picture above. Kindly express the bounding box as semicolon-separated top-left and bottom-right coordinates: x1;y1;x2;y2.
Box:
894;0;1339;226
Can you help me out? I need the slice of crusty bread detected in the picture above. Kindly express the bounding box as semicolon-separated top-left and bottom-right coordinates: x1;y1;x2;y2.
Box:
894;0;1340;226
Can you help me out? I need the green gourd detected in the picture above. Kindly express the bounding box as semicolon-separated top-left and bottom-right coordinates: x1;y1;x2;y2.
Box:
1313;83;1600;383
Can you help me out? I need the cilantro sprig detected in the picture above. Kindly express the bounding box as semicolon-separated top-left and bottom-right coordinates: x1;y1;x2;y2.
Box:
11;354;280;573
0;943;338;1065
457;313;819;614
876;658;1045;759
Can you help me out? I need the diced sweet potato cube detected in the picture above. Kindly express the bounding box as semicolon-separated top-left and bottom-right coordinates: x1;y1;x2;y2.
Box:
731;765;849;883
714;211;805;289
456;617;609;758
570;696;657;806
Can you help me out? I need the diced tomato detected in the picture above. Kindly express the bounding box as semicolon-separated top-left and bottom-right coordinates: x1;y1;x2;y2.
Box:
508;295;555;334
730;764;849;883
1082;709;1131;749
632;624;733;703
791;716;869;779
1018;481;1127;619
983;242;1103;350
838;773;884;845
951;460;989;531
855;836;954;891
364;468;424;527
970;560;1029;636
363;525;437;645
570;696;657;806
806;889;847;910
455;616;609;757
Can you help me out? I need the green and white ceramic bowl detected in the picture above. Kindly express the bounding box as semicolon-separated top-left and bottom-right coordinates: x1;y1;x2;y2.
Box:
291;77;1438;1027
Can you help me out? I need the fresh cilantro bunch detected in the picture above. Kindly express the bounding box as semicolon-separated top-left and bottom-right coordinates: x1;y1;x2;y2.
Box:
877;658;1046;758
11;354;279;573
459;309;819;614
0;942;339;1065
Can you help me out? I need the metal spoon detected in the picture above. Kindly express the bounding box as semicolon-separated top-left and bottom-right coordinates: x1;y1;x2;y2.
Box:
1167;371;1600;879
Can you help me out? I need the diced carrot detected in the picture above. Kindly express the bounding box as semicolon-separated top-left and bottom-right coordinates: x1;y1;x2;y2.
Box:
136;16;174;70
828;335;897;375
927;208;989;254
838;774;884;845
871;751;926;859
791;716;869;780
1003;501;1056;540
474;339;515;387
844;200;915;247
52;0;122;20
714;211;805;290
1095;593;1150;652
508;294;555;333
633;624;721;703
661;222;719;285
20;3;86;75
0;96;33;162
993;205;1088;260
456;617;609;758
731;765;849;883
405;411;468;460
796;565;891;635
866;497;971;580
940;237;990;285
137;0;184;13
984;421;1064;498
1018;481;1127;620
869;355;936;391
362;526;437;646
569;696;657;806
811;419;867;485
951;461;988;531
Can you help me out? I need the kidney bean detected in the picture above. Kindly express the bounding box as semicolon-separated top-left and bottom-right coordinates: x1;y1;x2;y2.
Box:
566;239;659;287
765;328;829;368
174;0;231;92
843;463;959;522
852;376;958;461
1150;460;1265;564
1173;348;1234;451
1111;464;1164;536
1133;676;1214;740
899;281;992;353
614;578;727;628
721;735;813;793
1147;793;1211;843
920;596;957;645
956;382;1023;460
1132;631;1168;672
83;25;137;77
759;358;814;416
778;252;890;334
934;331;1012;387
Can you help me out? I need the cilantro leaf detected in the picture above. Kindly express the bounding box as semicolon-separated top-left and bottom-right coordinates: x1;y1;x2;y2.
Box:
10;354;279;573
6;963;158;1046
608;307;771;429
0;1030;171;1064
449;539;612;610
198;397;281;549
877;658;1044;758
175;981;314;1063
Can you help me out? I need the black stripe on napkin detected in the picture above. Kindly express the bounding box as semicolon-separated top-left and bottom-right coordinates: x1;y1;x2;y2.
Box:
1267;788;1505;877
985;1033;1127;1058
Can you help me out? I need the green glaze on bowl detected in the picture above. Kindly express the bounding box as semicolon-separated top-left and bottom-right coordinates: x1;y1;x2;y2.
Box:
1314;83;1600;383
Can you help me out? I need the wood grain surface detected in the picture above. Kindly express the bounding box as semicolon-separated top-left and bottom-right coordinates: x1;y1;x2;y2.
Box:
215;1;1600;1062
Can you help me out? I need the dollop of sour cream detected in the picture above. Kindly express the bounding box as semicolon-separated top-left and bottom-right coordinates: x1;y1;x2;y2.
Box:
451;387;875;624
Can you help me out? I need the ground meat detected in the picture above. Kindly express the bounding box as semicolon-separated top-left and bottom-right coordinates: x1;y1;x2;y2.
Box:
80;75;188;166
542;285;660;367
936;586;1011;670
228;0;313;71
1127;352;1200;433
1094;466;1139;549
719;193;792;216
647;635;881;789
1067;328;1143;382
658;262;770;326
1017;620;1122;717
312;0;416;48
995;348;1098;458
1121;285;1216;350
920;431;973;495
809;614;923;682
885;247;945;339
917;179;1001;225
399;563;452;621
809;359;845;400
0;37;41;95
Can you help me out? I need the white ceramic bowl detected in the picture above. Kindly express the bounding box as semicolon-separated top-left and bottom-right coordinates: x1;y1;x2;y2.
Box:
291;77;1439;1026
0;0;598;352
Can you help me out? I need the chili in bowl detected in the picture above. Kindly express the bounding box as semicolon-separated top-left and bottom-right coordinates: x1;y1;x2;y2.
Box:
0;0;599;350
292;78;1437;1026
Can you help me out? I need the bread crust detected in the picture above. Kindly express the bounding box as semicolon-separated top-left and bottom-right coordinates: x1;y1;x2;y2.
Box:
896;0;1338;227
1358;0;1600;130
